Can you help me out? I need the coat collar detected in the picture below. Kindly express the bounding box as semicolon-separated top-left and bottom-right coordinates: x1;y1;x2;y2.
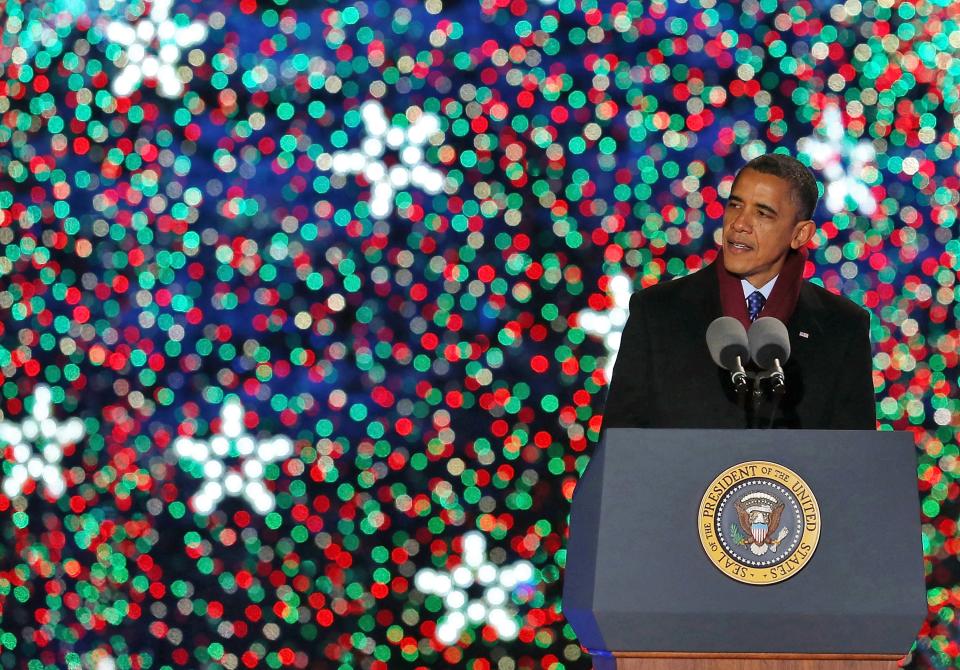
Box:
691;260;723;319
692;262;825;337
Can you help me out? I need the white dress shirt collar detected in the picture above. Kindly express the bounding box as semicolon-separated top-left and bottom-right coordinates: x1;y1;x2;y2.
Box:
741;274;778;300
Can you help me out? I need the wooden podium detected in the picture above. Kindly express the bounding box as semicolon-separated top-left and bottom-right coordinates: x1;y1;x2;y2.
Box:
591;652;900;670
563;429;924;670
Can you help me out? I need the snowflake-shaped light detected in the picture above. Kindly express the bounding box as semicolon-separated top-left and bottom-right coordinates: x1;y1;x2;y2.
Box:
797;104;877;216
414;531;535;645
578;274;633;382
103;0;208;98
174;399;292;515
0;385;85;499
316;100;446;218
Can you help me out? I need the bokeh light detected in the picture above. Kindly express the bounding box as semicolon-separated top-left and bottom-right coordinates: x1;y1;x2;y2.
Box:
0;0;957;668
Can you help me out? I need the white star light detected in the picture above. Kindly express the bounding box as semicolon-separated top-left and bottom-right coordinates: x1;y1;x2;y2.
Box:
414;531;535;645
0;385;85;499
797;104;877;216
317;101;446;218
578;274;633;382
104;0;208;98
174;399;292;515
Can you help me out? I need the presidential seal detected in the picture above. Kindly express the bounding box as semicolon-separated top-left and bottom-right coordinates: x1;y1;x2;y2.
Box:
698;461;820;585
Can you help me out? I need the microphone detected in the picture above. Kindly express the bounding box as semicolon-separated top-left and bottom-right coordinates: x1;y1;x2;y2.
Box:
747;317;791;395
706;317;751;392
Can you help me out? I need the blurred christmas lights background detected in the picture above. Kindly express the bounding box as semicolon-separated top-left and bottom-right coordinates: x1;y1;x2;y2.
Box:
0;0;957;668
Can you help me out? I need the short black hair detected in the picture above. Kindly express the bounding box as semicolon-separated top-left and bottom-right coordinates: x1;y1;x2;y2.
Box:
733;153;819;221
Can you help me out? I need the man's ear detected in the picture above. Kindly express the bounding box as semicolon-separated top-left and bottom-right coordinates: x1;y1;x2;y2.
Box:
790;219;816;249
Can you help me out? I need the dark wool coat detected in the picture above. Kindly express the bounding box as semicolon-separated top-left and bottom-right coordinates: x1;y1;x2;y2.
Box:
602;264;876;431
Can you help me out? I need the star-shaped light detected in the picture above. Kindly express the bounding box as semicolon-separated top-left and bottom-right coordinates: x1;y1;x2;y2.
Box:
797;104;877;216
174;399;292;515
578;273;633;381
316;101;446;218
103;0;208;98
0;385;85;499
414;531;535;645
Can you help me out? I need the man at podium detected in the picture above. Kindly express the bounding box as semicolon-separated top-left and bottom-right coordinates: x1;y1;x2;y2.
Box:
569;154;924;670
603;153;875;430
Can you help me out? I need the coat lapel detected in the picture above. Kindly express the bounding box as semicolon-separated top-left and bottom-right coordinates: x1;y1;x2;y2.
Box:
694;263;724;329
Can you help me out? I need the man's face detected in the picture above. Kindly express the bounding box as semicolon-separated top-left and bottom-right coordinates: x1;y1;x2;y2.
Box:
722;168;814;288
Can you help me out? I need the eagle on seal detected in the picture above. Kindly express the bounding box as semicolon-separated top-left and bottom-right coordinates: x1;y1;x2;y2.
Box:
735;492;790;556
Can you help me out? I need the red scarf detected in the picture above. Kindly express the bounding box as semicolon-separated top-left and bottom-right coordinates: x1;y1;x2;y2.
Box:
715;247;807;330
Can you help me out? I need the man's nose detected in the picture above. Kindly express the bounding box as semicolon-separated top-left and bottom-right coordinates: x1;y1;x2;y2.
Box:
730;211;752;232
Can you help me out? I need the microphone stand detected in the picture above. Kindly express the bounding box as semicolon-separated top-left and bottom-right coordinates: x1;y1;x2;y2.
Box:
725;355;754;429
755;358;786;428
749;372;762;429
731;355;748;392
